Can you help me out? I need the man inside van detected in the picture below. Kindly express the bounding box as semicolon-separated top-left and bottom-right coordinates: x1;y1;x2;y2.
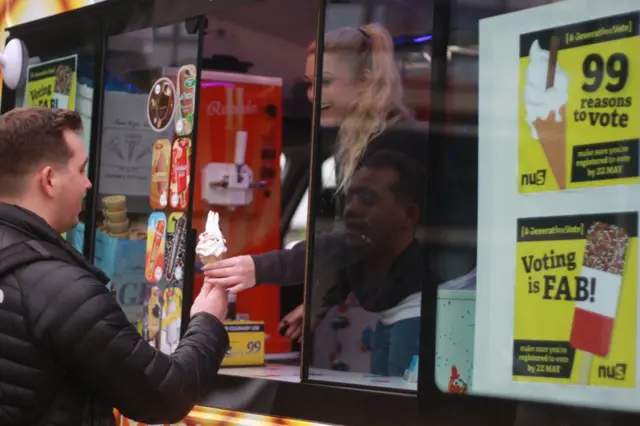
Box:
204;150;426;376
0;107;230;426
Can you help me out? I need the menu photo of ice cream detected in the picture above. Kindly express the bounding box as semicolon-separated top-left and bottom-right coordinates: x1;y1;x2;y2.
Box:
144;285;164;348
165;212;187;284
147;77;176;132
169;137;192;210
175;64;197;137
518;13;640;193
512;212;637;387
150;139;171;209
145;212;167;283
160;287;183;355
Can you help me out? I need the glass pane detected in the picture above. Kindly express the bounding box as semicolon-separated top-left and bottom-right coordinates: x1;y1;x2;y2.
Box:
94;23;199;344
441;0;640;418
13;43;96;251
289;157;338;245
187;2;320;381
305;0;432;390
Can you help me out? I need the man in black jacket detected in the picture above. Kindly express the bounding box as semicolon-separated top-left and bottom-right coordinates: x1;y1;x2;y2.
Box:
0;107;230;425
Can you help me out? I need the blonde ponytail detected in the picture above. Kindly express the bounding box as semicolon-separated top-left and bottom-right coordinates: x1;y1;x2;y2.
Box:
310;24;412;193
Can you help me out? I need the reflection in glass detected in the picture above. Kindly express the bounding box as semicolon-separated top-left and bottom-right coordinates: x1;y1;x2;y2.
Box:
195;1;432;389
94;24;199;352
300;20;429;389
435;0;640;421
307;150;426;381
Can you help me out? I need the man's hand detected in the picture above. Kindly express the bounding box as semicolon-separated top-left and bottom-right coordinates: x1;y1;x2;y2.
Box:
203;255;256;294
280;304;304;342
191;281;228;321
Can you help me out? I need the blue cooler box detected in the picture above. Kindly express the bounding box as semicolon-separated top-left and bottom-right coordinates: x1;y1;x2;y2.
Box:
73;222;147;311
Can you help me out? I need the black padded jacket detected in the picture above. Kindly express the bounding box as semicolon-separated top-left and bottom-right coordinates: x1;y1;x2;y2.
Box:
0;203;229;426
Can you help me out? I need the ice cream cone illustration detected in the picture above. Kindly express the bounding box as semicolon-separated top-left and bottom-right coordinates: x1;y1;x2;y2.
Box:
534;105;566;189
523;37;569;189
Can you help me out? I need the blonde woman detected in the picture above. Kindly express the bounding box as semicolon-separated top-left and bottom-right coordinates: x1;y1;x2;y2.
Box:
305;23;416;192
201;24;427;376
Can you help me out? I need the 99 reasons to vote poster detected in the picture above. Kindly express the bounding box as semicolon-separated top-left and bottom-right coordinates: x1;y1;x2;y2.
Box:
514;212;637;387
518;12;639;193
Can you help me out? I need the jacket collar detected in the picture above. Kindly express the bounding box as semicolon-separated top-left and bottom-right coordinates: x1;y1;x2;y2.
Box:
0;203;110;284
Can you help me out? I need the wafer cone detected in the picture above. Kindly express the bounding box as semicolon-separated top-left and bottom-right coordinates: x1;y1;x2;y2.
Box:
534;105;566;189
103;195;126;212
200;254;219;265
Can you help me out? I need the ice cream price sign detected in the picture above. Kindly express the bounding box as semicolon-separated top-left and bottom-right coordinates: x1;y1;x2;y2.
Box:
513;212;637;387
518;12;640;193
25;55;78;111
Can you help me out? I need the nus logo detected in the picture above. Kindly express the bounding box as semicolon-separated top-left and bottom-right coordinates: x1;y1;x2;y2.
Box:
521;169;547;186
598;363;627;381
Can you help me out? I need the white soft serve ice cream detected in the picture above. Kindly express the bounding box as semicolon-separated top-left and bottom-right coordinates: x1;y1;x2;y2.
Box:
196;211;228;259
523;39;569;140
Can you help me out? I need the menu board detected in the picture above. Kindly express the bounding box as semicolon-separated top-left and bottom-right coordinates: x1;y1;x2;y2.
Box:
139;66;197;354
476;0;640;411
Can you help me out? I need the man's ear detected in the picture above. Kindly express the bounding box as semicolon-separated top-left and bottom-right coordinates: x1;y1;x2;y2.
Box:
36;166;57;198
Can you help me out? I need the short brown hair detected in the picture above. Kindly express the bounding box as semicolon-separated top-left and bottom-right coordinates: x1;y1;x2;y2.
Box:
0;107;83;195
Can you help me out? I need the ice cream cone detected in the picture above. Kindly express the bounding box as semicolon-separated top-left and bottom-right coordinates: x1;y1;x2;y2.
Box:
200;255;219;265
105;209;127;222
534;105;566;189
196;211;227;263
103;195;126;212
107;219;130;234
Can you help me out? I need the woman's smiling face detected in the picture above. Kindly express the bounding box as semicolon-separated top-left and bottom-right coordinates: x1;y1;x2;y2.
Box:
305;52;363;127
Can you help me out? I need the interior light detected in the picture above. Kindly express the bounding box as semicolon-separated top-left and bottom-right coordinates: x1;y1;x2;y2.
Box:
394;34;432;46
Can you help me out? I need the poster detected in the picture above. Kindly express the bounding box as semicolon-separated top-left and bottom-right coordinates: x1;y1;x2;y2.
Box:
100;92;169;197
518;12;639;193
477;0;640;411
0;0;99;105
25;55;78;110
514;213;637;387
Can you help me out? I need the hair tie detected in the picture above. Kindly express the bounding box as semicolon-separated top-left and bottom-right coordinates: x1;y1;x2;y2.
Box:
358;27;370;38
